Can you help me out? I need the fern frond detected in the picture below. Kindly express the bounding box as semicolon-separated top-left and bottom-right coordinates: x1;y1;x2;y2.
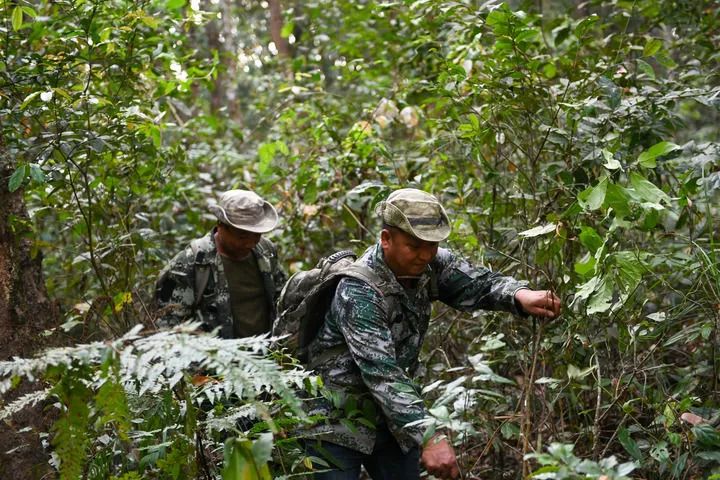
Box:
0;386;51;421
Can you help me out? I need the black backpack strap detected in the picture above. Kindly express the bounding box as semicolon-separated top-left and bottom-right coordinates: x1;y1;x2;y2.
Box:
428;268;439;300
190;238;211;310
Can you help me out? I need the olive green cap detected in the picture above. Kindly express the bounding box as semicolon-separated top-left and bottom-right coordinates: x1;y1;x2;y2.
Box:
375;188;451;242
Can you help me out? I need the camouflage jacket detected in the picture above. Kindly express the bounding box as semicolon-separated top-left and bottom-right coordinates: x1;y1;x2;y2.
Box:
302;243;528;454
155;229;287;338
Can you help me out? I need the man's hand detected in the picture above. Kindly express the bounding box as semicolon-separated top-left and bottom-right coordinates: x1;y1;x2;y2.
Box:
421;434;459;479
515;289;562;319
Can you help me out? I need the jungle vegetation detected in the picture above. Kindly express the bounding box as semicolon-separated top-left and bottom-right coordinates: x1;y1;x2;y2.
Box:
0;0;719;478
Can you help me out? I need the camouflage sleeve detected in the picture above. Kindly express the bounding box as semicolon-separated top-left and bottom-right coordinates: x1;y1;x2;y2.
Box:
154;246;196;328
268;241;287;301
433;248;529;316
333;277;428;448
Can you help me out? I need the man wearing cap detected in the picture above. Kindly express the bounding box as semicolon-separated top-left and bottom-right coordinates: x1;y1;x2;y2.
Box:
303;188;561;479
155;189;287;338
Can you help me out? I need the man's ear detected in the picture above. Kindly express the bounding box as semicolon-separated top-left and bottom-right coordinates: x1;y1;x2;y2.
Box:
380;228;392;249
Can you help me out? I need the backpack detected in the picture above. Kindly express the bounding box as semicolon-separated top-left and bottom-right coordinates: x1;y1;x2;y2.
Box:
272;250;389;365
190;238;212;311
272;250;439;368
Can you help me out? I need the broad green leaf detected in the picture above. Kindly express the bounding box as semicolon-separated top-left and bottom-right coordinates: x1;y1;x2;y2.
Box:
579;227;603;254
574;14;599;37
656;51;678;69
275;140;289;156
578;178;607;211
542;63;556;79
619;429;643;460
11;6;23;31
586;277;613;314
139;15;159;29
643;38;663;57
613;251;644;288
167;0;186;9
29;164;45;183
573;276;600;304
20;91;40;110
636;59;655;80
574;254;596;276
21;6;37;17
638;141;680;167
629;172;670;205
605;183;632;218
518;223;555;238
693;424;720;449
8;164;28;192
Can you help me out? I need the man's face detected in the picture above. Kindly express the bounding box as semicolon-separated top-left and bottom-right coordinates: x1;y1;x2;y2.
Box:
381;227;439;277
216;223;261;260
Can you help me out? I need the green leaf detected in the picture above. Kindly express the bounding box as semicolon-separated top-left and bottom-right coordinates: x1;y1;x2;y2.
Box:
619;428;643;461
636;59;655;80
605;183;632;218
8;164;28;192
693;424;720;449
21;6;37;17
20;91;41;110
29;164;46;184
574;254;596;276
638;141;680;167
578;178;607;211
281;21;294;38
579;226;603;254
573;276;600;304
629;172;671;205
11;6;23;31
574;14;599;38
602;149;622;170
586;277;613;314
339;418;358;434
542;62;557;79
167;0;186;9
643;38;663;57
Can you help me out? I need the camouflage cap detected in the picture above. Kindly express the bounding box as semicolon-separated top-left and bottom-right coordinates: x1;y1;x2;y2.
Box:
208;189;278;233
375;188;451;242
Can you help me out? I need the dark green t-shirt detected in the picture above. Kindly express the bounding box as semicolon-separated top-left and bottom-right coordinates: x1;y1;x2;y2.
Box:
221;253;270;338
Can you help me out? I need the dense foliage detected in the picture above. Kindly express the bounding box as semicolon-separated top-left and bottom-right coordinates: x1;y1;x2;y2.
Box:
1;0;719;478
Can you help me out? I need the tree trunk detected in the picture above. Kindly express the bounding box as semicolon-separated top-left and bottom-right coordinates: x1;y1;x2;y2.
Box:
268;0;291;58
0;156;58;478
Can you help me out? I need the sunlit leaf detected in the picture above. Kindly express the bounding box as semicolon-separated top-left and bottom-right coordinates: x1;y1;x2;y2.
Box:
643;38;663;57
578;178;607;211
518;223;555;238
629;172;671;205
166;0;186;9
11;6;23;31
638;141;680;168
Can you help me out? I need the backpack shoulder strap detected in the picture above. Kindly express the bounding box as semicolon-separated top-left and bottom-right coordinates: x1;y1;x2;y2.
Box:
428;267;439;300
190;238;211;309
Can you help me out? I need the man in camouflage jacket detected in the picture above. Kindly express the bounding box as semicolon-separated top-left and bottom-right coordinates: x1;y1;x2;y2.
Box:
303;188;562;480
155;190;287;338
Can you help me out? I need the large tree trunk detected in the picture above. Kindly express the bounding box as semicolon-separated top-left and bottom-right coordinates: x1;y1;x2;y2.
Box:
0;156;58;478
268;0;291;58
